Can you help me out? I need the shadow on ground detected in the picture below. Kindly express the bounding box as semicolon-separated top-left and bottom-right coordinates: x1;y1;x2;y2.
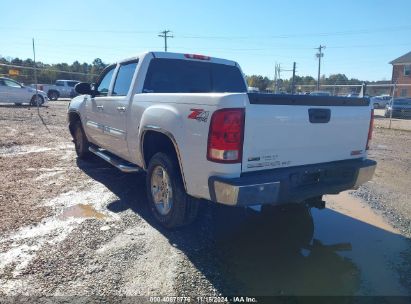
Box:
77;157;411;296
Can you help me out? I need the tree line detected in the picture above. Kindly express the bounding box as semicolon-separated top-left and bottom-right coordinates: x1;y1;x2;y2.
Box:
246;74;391;95
0;57;107;85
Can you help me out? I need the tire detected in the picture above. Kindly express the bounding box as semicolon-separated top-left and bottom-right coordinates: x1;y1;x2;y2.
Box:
48;91;59;101
146;152;199;229
72;121;91;159
30;94;44;106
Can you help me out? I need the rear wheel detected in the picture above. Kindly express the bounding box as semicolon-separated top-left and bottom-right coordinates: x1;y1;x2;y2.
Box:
72;121;91;159
48;91;59;101
146;152;199;229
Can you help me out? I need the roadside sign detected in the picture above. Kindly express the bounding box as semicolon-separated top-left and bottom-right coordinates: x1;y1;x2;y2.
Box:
8;69;19;76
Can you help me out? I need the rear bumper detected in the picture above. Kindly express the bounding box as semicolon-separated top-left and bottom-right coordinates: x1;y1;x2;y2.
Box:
208;159;376;206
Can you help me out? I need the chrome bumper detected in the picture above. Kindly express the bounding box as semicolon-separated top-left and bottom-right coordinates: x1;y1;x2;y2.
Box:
213;180;280;206
352;162;377;189
209;159;377;206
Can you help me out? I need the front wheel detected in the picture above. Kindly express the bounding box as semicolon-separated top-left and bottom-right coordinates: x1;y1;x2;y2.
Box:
72;121;91;159
30;94;44;106
146;152;199;229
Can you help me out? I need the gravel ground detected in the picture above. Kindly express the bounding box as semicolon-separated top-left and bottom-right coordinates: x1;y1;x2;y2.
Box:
0;101;410;298
351;126;411;237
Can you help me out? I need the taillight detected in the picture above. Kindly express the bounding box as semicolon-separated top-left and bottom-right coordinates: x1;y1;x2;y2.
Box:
207;108;245;163
366;109;374;150
184;54;210;61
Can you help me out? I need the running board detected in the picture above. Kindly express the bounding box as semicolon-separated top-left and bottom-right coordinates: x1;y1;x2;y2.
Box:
89;146;141;173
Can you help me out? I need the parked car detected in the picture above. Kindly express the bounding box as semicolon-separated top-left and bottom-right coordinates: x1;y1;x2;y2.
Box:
68;52;376;228
248;86;259;93
0;77;48;106
309;91;331;96
370;95;391;108
385;98;411;118
33;80;80;100
346;93;359;98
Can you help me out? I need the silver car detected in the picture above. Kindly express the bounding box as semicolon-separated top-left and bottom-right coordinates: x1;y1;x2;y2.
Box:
0;77;48;106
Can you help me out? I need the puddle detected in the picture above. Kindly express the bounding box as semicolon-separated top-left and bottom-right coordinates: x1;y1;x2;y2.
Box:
204;192;410;296
0;184;115;278
59;204;106;219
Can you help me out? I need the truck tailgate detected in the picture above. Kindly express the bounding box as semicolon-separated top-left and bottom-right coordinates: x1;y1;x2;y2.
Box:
242;94;372;173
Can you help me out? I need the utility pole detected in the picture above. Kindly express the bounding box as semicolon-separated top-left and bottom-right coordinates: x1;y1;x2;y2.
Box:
32;38;38;106
274;63;282;93
316;45;325;91
389;82;396;129
291;62;296;94
158;30;173;52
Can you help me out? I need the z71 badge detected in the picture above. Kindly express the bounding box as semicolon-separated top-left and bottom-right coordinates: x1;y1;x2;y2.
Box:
188;109;209;122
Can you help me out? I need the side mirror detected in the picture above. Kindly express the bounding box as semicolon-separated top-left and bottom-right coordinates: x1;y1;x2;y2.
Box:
75;82;93;95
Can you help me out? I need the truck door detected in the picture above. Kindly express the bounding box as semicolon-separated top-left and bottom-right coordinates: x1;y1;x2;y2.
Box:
55;80;69;98
101;60;139;160
84;65;116;146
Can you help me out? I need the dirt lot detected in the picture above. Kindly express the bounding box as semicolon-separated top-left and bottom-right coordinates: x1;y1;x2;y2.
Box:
0;101;411;298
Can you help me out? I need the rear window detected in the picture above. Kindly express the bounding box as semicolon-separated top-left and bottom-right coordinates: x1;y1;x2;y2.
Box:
394;99;411;106
143;58;246;93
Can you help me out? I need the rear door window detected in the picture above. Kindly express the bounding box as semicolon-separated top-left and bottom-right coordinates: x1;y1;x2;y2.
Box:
143;58;246;93
112;61;138;96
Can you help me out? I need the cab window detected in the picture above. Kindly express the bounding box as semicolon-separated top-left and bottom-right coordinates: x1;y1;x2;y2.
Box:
67;81;79;87
96;65;115;96
112;61;138;96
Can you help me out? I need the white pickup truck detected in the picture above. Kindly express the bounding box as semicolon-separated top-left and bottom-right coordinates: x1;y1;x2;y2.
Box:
36;80;80;100
68;52;376;228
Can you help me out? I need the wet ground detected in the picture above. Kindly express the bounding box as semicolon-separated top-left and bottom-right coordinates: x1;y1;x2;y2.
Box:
0;101;410;297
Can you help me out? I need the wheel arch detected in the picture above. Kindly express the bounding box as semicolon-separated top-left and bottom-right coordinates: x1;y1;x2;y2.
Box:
48;89;60;98
68;110;82;137
140;126;187;191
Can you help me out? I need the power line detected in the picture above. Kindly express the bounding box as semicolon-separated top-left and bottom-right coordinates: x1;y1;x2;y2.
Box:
158;30;173;52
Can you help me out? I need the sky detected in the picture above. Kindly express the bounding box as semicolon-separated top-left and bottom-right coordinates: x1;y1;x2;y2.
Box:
1;0;411;81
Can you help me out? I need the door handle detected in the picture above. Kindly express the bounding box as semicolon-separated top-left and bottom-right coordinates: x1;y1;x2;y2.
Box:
116;106;126;112
308;108;331;123
96;105;104;110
